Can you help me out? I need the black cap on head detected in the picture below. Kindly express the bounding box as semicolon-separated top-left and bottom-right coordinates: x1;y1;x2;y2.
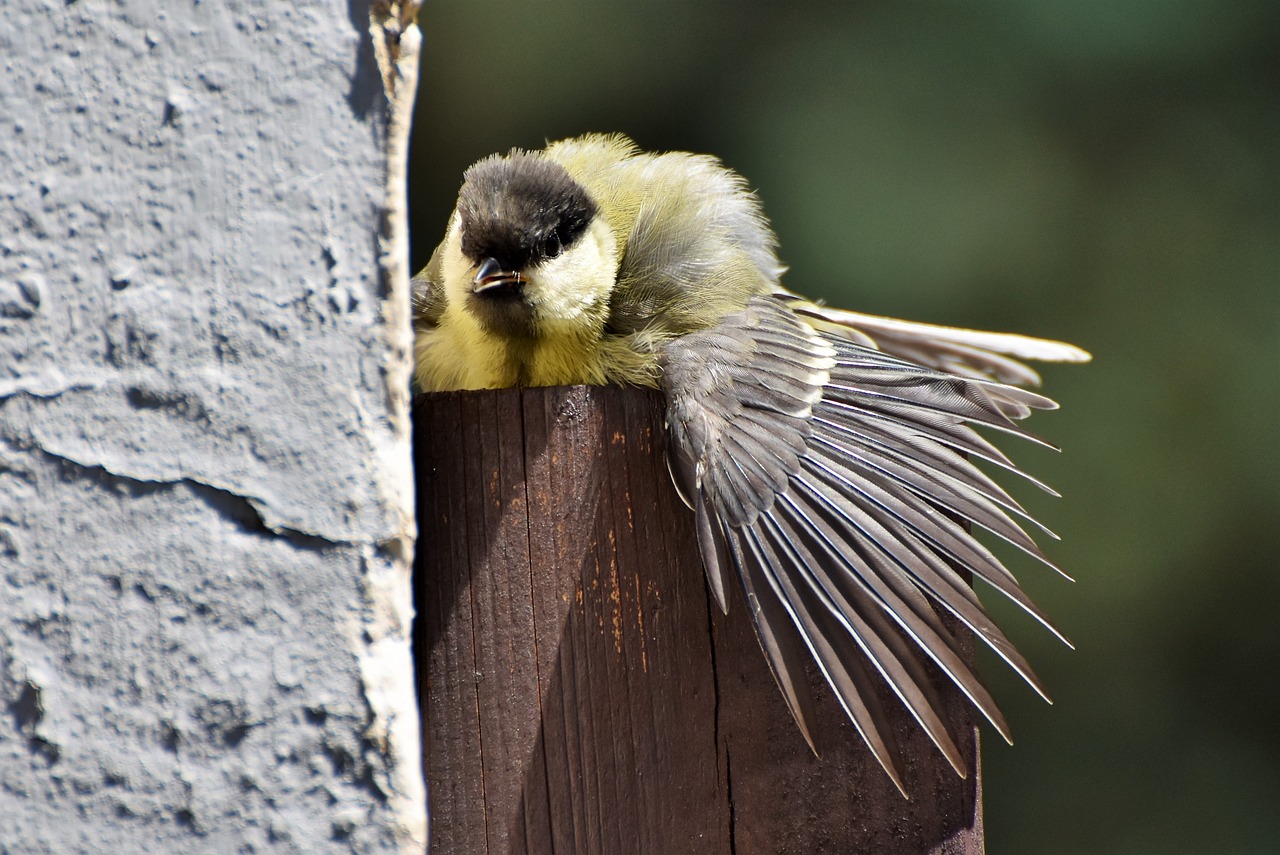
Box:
457;152;599;272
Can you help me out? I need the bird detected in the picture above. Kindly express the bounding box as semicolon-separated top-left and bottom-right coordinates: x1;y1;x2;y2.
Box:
411;133;1090;795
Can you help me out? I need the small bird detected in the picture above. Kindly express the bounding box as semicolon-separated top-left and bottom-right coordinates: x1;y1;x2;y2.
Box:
412;134;1089;795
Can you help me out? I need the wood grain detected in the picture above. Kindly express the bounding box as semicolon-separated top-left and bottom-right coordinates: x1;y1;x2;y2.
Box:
415;386;982;854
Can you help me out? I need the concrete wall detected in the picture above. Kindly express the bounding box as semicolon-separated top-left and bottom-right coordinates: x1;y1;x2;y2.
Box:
0;1;424;851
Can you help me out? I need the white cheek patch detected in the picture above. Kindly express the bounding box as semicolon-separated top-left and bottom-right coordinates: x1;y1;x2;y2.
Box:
440;214;474;309
525;218;617;324
530;247;604;319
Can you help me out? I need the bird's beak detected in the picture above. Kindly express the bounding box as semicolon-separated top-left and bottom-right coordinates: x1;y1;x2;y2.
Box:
471;257;523;296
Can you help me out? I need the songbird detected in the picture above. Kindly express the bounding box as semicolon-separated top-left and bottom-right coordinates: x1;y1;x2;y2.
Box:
411;133;1089;795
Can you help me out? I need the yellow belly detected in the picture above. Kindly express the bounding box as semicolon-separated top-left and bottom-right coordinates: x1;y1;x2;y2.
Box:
415;320;608;391
415;316;665;392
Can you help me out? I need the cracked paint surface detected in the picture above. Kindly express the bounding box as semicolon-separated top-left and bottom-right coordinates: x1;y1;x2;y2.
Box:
1;1;422;851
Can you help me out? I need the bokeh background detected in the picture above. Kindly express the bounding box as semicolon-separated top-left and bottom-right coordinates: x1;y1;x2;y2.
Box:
407;3;1280;852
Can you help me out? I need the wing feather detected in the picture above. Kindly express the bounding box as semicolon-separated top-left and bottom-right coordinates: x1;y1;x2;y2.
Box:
661;296;1076;790
785;296;1091;385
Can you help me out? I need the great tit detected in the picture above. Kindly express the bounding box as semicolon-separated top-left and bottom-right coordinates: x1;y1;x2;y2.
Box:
412;134;1090;795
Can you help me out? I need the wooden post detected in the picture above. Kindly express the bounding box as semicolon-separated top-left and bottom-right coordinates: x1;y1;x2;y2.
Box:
415;386;982;854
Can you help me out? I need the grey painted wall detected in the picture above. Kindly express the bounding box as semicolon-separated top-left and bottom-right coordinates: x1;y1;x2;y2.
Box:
0;1;424;851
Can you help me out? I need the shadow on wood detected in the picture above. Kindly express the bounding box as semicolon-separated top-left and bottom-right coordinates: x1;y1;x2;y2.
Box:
414;386;981;854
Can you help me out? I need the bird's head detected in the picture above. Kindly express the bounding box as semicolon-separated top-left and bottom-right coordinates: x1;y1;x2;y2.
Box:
439;150;619;341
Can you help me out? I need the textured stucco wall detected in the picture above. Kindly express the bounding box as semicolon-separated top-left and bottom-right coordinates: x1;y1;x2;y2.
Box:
0;1;422;851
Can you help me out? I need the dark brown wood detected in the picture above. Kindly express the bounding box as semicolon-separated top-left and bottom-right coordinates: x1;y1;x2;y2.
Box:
415;386;982;854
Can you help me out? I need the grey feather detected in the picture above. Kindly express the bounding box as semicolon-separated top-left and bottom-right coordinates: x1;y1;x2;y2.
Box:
661;295;1072;788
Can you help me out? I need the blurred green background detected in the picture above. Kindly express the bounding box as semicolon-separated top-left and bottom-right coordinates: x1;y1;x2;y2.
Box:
408;2;1280;852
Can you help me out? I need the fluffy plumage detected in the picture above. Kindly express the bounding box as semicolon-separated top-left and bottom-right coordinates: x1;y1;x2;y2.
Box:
413;134;1090;795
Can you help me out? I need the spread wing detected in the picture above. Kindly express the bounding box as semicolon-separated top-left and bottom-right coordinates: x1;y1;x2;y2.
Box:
660;296;1072;795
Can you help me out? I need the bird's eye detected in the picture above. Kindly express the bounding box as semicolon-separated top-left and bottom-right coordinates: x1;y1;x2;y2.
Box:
543;232;564;260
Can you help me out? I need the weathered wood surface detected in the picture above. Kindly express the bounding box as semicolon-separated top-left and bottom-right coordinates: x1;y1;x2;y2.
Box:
415;386;982;854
